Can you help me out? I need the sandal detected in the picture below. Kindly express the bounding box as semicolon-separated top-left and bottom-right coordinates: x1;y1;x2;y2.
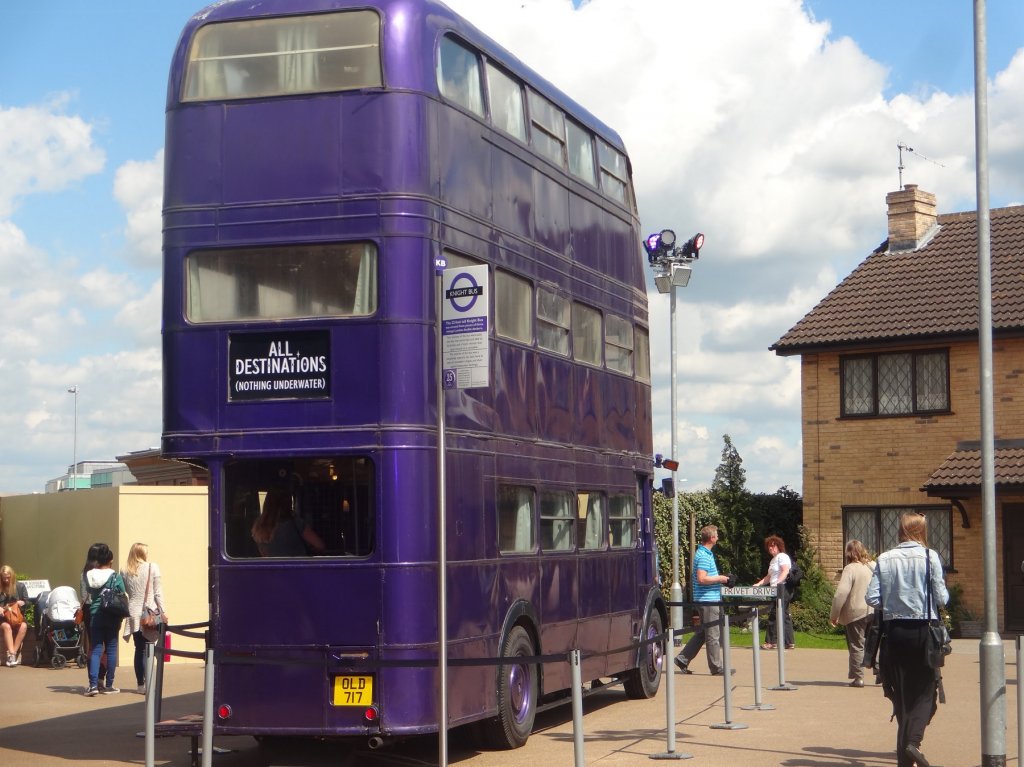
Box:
761;643;776;650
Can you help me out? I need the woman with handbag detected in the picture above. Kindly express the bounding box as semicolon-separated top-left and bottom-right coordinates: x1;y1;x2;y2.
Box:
83;543;127;697
0;565;29;667
122;543;168;694
865;513;948;767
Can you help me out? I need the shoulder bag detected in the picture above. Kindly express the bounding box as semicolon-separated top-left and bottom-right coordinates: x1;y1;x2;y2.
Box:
100;573;131;619
3;601;24;630
924;550;952;670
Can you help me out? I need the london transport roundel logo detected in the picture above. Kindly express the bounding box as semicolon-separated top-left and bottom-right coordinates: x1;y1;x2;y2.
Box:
448;272;481;313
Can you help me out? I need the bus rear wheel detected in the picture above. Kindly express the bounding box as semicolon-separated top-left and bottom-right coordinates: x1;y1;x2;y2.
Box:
481;625;537;749
622;609;663;699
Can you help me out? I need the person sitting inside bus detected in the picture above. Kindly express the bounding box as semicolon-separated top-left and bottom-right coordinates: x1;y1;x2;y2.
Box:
251;488;326;557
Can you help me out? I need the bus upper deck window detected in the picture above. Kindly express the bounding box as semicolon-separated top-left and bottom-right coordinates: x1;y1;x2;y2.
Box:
486;63;526;141
187;242;377;323
566;120;596;185
182;11;382;102
597;138;628;204
437;36;484;116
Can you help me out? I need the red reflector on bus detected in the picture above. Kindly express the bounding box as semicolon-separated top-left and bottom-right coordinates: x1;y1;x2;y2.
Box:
217;704;232;720
363;706;378;722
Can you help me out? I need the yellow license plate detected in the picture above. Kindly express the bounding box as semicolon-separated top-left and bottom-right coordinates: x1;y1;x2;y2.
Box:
332;675;373;706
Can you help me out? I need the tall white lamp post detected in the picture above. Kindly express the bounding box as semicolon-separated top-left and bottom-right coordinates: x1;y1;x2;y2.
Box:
67;385;79;491
645;230;703;633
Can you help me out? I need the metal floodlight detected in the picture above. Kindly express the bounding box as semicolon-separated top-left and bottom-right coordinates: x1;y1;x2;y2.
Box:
681;232;705;259
643;229;677;262
654;274;672;294
670;263;692;287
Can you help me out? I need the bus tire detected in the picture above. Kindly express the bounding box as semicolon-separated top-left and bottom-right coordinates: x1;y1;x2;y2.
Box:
481;625;537;749
622;608;663;699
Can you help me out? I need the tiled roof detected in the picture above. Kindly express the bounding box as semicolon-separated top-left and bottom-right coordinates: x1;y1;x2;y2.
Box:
772;205;1024;354
923;445;1024;492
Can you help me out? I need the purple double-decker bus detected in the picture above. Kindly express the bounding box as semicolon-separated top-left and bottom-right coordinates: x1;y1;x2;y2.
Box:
162;0;663;750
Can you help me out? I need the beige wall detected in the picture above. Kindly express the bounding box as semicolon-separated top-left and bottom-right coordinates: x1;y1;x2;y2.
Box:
0;486;209;665
799;336;1024;628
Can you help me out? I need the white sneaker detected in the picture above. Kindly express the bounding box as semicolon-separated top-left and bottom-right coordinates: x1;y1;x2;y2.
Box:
136;685;146;695
101;686;120;695
5;654;13;667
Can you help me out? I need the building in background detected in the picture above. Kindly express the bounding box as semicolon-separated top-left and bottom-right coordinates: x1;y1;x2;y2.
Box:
772;185;1024;634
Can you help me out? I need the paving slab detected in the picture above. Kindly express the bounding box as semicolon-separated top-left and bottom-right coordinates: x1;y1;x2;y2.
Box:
0;639;1017;766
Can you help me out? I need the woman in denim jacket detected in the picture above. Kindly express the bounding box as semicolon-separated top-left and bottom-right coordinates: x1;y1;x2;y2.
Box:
865;513;948;767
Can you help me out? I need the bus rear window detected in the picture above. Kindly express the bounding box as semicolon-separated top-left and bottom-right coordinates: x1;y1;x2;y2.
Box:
182;11;382;102
187;243;377;323
224;457;375;559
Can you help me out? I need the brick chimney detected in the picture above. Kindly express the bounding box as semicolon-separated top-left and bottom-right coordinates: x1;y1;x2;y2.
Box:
885;184;938;252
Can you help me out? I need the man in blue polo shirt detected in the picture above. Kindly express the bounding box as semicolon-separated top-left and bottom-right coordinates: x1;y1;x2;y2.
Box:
675;524;733;675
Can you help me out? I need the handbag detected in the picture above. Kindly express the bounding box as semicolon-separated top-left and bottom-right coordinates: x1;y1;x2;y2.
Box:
3;601;24;630
99;574;131;619
924;550;952;670
139;564;163;641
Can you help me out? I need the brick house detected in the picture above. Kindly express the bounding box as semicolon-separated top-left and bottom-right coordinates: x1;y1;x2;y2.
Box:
771;185;1024;632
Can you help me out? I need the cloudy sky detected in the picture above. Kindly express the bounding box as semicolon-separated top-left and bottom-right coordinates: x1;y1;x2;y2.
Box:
1;1;1023;495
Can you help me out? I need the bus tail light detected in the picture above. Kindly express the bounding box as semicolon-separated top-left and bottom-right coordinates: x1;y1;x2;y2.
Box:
217;704;233;720
363;706;379;723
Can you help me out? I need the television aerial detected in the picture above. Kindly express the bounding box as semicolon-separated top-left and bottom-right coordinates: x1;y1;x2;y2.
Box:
897;141;945;187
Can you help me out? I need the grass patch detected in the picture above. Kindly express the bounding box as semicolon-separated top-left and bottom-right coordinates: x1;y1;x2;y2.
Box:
728;627;846;650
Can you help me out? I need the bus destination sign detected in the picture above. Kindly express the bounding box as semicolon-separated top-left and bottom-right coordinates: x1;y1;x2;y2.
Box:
229;330;331;402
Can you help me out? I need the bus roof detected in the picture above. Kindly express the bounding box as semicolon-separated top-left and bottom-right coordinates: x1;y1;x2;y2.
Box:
168;0;628;155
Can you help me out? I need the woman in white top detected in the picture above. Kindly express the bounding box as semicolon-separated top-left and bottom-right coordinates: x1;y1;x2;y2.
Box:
753;535;794;649
121;543;168;693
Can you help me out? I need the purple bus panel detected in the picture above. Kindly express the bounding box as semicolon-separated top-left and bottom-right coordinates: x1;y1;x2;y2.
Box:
163;0;661;748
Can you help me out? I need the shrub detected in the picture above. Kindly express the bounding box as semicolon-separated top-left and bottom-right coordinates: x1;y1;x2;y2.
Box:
788;526;840;635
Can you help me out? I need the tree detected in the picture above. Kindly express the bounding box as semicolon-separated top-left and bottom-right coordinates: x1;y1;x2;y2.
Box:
710;435;760;582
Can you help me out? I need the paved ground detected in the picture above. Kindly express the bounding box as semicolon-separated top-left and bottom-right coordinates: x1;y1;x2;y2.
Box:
0;639;1018;767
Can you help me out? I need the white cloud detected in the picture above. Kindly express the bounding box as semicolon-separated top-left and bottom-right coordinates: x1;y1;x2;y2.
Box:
0;96;105;218
113;149;163;267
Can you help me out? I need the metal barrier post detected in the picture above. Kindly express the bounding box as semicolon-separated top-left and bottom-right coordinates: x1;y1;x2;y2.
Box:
740;607;774;711
201;649;215;767
711;609;746;730
144;641;156;767
769;594;797;691
570;649;585;767
651;608;691;760
154;628;167;723
1017;636;1022;761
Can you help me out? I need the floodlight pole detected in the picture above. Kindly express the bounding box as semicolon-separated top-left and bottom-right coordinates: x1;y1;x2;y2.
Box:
646;231;702;635
669;287;683;634
68;385;79;491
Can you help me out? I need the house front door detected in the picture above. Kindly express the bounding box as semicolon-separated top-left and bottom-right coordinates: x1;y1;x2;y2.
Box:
1003;503;1024;632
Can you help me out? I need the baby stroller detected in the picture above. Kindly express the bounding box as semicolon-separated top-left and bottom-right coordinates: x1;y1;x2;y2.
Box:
35;586;87;669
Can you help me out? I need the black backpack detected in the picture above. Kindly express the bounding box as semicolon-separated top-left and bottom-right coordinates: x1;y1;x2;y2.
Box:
786;560;804;592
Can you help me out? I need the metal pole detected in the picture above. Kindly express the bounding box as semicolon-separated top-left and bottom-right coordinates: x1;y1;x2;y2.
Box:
68;386;78;490
651;611;691;759
144;641;155;767
741;607;774;711
570;650;585;767
435;261;449;767
711;610;746;730
669;287;683;635
973;4;1006;765
769;591;796;691
201;649;214;767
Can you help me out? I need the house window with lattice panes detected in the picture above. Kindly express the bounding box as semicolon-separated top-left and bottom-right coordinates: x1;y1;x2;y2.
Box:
840;350;949;417
842;505;952;568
